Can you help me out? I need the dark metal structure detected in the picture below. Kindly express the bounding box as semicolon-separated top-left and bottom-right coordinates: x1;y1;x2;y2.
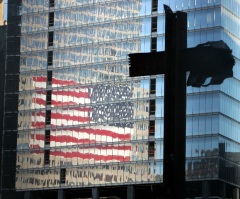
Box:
128;5;235;199
163;6;187;199
0;21;7;199
183;41;235;87
129;40;235;87
0;1;23;199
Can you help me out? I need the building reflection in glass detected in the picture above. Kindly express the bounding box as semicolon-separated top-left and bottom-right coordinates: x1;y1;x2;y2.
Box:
16;0;240;191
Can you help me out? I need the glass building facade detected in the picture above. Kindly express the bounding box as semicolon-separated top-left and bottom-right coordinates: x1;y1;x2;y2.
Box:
1;0;240;198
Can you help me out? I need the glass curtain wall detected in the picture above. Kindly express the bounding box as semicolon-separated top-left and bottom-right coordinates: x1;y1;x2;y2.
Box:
15;0;240;190
17;0;163;190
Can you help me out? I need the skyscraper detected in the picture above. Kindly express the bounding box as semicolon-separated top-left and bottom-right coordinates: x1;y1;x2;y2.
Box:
1;0;240;198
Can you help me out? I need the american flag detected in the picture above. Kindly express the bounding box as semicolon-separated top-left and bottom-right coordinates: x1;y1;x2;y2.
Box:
29;76;133;163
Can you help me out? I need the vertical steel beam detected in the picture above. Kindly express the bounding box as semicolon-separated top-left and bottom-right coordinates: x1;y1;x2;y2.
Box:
92;187;99;199
127;185;135;199
219;182;226;199
58;189;65;199
163;6;187;199
24;192;32;199
202;181;210;199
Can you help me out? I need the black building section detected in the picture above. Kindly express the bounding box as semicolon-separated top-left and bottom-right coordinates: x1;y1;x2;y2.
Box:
0;23;7;199
0;0;23;198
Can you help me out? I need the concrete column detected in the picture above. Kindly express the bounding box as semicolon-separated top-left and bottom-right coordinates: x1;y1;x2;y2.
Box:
202;181;210;199
233;188;239;199
127;185;135;199
24;192;32;199
92;187;99;199
58;189;65;199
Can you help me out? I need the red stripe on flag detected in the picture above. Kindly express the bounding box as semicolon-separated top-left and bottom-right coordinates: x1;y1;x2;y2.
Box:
33;76;46;82
32;98;46;106
51;100;78;106
30;144;41;149
31;129;130;142
31;122;45;128
52;78;77;86
63;128;131;140
50;151;130;162
51;112;90;123
52;90;88;98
